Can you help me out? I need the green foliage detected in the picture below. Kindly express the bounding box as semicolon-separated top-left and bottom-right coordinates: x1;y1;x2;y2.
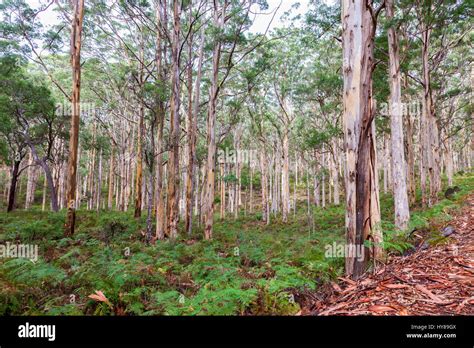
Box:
0;173;472;315
0;211;64;241
380;173;474;255
2;258;66;287
0;203;336;315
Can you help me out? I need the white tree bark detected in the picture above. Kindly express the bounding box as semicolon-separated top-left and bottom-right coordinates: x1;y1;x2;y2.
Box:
387;0;410;230
341;0;382;278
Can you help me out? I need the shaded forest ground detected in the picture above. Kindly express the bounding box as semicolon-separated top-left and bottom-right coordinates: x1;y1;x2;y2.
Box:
307;186;474;316
0;173;473;315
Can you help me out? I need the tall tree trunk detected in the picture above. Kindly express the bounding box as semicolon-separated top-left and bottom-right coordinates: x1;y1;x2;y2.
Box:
134;103;144;218
26;153;39;210
25;151;33;209
445;136;454;187
65;0;85;236
313;151;320;206
387;0;410;230
155;117;165;240
96;149;102;211
421;19;441;206
185;27;205;235
32;157;58;212
154;2;167;241
42;175;47;211
260;150;269;225
129;124;135;210
134;35;145;218
306;166;310;215
234;133;241;220
7;160;20;212
22;135;59;213
203;2;224;240
420;93;428;207
385;0;410;230
321;146;326;208
250;163;254;213
331;140;340;205
383;134;389;194
220;163;225;219
58;163;64;210
146;171;154;242
87;147;95;210
342;0;382;279
404;96;416;206
166;0;181;239
281;131;290;222
108;146;114;210
313;173;320;207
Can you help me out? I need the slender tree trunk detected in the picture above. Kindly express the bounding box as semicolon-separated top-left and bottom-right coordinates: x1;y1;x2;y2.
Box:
25;151;36;209
3;171;9;205
260;150;269;225
234;134;241;220
185;28;204;235
42;175;47;211
293;158;297;216
24;138;59;212
203;2;224;240
421;20;441;206
125;124;135;212
306;166;310;215
281;131;290;222
72;151;78;209
18;175;23;205
7;160;20;212
383;135;388;194
129;125;135;209
154;2;167;241
198;164;204;227
250;163;254;214
134;35;145;218
97;149;102;211
134;104;144;218
87;147;95;210
146;171;154;242
108;146;114;210
313;152;320;207
331;140;340;205
36;161;58;212
65;0;85;236
321;146;326;208
120;148;126;211
342;0;382;278
219;163;225;219
404;95;416;206
387;0;410;230
420;92;428;208
58;164;64;210
155;122;165;239
166;0;181;239
329;153;334;207
445;136;454;187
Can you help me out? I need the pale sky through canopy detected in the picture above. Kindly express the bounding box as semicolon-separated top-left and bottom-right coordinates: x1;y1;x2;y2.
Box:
249;0;310;34
31;0;316;33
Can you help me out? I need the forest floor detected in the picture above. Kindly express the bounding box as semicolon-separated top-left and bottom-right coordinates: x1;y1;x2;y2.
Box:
0;173;473;315
306;189;474;315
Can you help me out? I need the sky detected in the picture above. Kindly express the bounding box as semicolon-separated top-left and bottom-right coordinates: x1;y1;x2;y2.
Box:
31;0;315;34
31;0;60;27
249;0;310;34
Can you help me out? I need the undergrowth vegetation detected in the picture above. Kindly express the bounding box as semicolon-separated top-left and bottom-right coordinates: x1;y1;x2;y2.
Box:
0;173;472;315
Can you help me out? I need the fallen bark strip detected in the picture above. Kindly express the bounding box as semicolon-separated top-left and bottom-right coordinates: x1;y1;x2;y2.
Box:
305;194;474;316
